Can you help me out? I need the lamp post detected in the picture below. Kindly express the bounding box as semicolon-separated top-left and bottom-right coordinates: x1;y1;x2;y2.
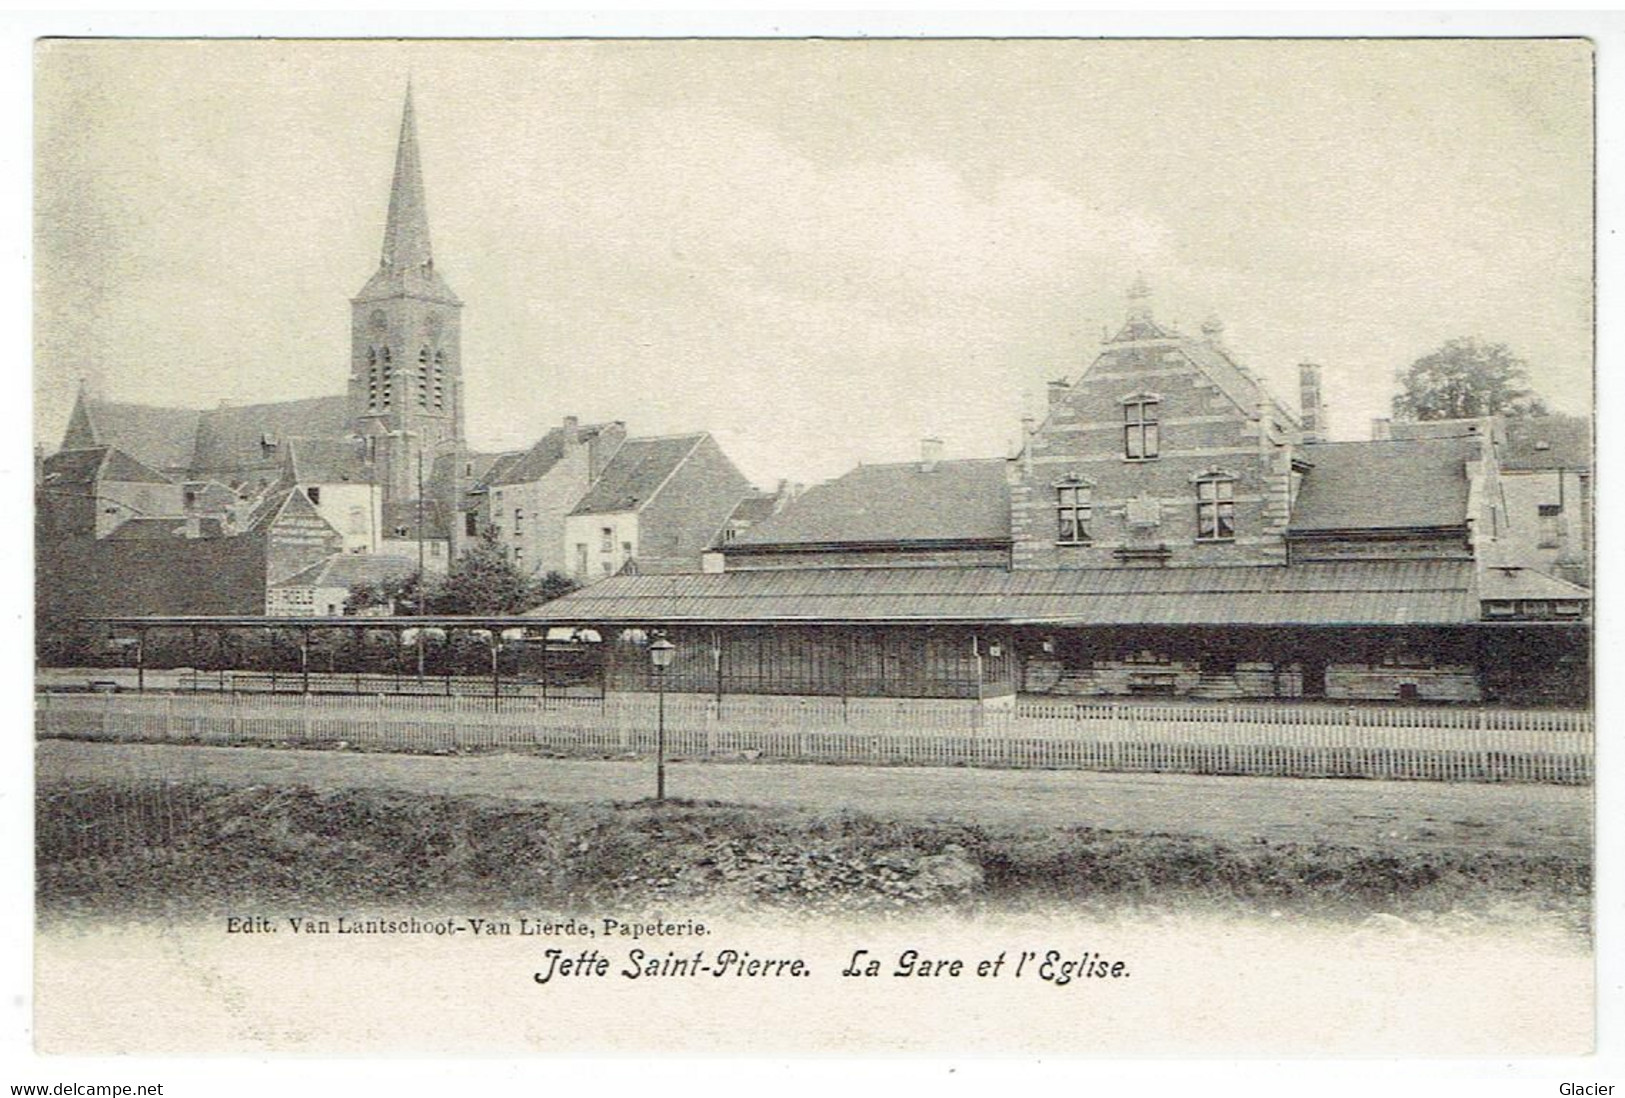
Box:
649;634;676;802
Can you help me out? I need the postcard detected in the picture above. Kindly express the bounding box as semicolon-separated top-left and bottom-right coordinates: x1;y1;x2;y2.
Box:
29;35;1597;1068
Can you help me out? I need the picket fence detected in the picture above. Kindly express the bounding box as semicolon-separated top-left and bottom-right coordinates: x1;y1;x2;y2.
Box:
34;689;1593;785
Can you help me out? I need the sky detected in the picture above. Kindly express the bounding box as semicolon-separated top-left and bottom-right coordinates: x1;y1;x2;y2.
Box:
34;38;1594;488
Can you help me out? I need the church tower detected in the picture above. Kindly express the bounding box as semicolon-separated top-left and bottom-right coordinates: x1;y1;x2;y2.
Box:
350;86;464;523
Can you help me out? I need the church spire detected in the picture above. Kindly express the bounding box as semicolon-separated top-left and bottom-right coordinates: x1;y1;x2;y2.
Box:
380;84;433;274
356;85;458;304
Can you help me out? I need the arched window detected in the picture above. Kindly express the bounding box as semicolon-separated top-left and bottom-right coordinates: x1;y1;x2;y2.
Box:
1055;480;1092;544
1123;397;1160;459
1195;475;1235;541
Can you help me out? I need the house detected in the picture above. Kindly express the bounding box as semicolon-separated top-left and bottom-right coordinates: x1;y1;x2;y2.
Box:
541;282;1589;707
1494;414;1591;586
564;432;753;582
715;482;799;548
37;485;344;621
468;417;627;576
37;446;186;540
268;552;418;617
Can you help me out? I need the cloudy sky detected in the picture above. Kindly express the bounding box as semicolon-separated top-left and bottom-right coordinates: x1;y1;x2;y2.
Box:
35;38;1592;487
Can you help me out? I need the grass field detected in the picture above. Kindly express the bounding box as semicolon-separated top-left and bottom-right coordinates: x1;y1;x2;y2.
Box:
36;741;1592;934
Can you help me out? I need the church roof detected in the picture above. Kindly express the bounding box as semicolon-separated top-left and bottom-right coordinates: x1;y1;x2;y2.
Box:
728;458;1011;549
354;87;459;305
190;396;351;478
72;398;201;474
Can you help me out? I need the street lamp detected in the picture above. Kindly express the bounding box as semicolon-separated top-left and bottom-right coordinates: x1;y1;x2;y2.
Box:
649;634;677;802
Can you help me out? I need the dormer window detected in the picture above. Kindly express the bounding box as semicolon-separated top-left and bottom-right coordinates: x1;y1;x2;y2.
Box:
1123;397;1160;460
1055;481;1092;544
1195;474;1235;541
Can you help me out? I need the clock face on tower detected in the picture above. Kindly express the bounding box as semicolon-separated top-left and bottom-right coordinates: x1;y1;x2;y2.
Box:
368;310;387;334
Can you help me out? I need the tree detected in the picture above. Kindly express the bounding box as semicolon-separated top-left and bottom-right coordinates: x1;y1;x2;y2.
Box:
1391;338;1549;421
531;570;582;606
424;529;580;615
344;572;429;616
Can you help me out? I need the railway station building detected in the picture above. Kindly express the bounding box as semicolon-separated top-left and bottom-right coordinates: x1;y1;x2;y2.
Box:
543;284;1590;708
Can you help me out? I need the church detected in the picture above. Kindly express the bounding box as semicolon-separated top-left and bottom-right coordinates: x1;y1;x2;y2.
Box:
42;89;463;588
37;89;756;621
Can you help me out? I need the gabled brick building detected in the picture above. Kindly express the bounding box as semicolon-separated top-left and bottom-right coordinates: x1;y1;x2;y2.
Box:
565;433;752;582
1010;281;1305;570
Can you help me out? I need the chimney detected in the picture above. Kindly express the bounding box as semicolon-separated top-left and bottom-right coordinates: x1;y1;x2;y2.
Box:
919;437;944;472
1020;413;1036;438
1370;417;1392;441
562;415;580;448
1047;379;1070;408
1298;363;1326;442
1201;314;1225;344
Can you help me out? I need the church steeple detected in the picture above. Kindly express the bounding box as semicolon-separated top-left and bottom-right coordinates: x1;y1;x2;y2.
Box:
348;85;466;521
381;85;432;274
356;86;458;305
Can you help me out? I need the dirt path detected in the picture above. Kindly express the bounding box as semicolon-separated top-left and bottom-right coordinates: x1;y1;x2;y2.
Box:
37;738;1591;857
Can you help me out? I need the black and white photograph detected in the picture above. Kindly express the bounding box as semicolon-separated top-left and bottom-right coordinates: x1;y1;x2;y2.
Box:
24;32;1602;1074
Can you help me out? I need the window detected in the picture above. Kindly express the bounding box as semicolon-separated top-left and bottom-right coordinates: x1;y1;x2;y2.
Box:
394;525;409;538
306;486;320;505
1124;398;1160;459
1055;482;1091;544
1538;503;1563;549
601;561;613;575
514;507;524;534
514;548;523;567
575;544;588;576
1195;476;1235;541
601;527;614;553
465;512;478;537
